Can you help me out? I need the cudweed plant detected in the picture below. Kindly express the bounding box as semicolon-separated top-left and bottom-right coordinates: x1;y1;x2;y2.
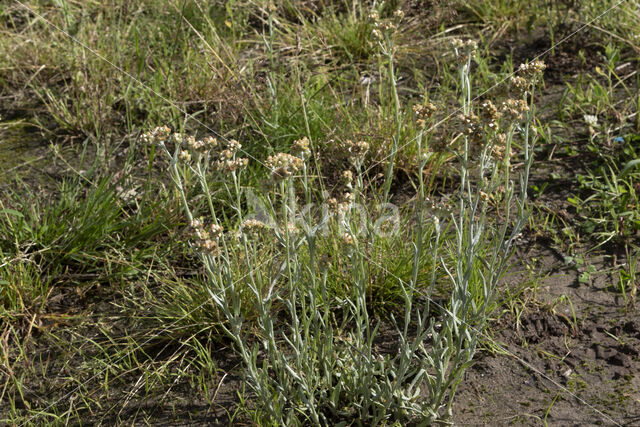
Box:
146;40;543;424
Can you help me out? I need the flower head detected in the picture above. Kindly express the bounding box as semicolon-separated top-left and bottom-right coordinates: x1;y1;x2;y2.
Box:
216;139;248;172
342;170;354;188
450;38;477;65
342;140;369;164
518;60;546;78
266;152;303;180
178;150;192;162
501;99;529;123
291;137;311;159
142;126;172;145
413;102;437;128
241;219;267;236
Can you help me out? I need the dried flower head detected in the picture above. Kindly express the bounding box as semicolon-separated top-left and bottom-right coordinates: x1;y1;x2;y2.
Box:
203;136;218;149
343;191;355;204
172;133;185;144
183;135;217;154
368;11;379;22
189;219;220;255
393;9;404;21
481;101;501;123
491;133;511;160
371;28;383;41
266;152;303;180
327;197;350;215
281;222;299;236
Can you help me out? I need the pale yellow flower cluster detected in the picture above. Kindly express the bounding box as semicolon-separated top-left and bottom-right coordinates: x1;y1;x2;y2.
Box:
450;38;478;64
144;127;248;171
215;139;248;172
241;219;268;236
142;126;172;145
186;135;218;153
342;170;353;188
190;219;224;255
266;152;304;180
291;137;311;159
342;139;369;164
368;8;403;40
501;99;530;123
518;60;546;77
510;61;546;94
459;112;483;144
